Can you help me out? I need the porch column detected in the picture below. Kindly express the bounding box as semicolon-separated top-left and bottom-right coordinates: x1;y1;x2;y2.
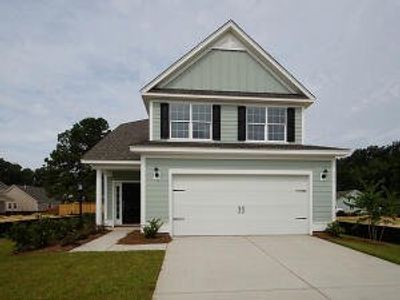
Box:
95;169;103;225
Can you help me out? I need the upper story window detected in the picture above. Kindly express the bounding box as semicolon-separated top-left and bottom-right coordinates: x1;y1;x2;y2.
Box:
170;103;212;140
247;107;286;142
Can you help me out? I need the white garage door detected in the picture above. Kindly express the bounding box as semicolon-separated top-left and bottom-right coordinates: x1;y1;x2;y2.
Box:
172;174;310;236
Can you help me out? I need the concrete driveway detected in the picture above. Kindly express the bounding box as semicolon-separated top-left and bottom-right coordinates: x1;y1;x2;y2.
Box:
153;236;400;300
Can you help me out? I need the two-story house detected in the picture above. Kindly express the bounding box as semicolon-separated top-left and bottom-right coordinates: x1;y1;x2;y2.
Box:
82;20;349;235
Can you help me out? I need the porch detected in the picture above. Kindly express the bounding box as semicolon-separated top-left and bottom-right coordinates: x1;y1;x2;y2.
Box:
94;163;142;227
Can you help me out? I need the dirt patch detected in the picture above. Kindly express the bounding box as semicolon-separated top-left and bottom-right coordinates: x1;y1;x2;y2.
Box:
118;230;171;245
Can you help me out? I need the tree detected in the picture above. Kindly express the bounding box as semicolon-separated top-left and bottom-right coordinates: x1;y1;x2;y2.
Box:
0;158;36;185
345;181;398;241
337;141;400;194
42;117;109;202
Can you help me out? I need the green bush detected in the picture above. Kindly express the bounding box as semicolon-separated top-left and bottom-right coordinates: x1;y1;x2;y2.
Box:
325;221;344;237
143;218;163;238
8;214;100;252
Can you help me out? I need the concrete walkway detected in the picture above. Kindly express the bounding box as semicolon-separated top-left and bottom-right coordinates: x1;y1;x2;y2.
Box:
153;235;400;300
70;227;167;252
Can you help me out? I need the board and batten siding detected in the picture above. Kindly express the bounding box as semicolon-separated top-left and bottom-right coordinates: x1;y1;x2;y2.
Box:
151;101;303;143
159;49;293;94
145;158;333;226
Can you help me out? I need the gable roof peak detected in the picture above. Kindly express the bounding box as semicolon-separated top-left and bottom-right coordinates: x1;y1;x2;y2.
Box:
141;20;315;100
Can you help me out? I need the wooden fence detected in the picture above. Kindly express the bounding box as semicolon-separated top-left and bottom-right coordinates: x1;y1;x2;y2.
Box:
58;202;96;216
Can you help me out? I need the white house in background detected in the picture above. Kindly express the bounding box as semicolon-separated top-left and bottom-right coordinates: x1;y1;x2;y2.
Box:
336;190;362;214
0;182;59;213
82;20;350;235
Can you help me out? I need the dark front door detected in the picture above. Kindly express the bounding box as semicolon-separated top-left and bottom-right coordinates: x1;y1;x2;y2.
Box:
122;183;140;224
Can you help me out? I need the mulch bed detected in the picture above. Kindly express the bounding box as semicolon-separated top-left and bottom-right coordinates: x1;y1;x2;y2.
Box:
118;230;172;245
19;230;110;254
314;231;389;246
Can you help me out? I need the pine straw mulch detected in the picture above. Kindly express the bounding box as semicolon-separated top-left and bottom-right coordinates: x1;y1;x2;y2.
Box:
117;230;172;245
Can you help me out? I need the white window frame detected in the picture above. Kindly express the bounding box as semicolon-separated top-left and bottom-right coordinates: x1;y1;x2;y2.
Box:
169;102;212;141
246;105;287;143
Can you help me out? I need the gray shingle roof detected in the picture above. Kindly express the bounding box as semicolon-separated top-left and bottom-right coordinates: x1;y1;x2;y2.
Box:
82;119;148;161
0;181;8;193
16;185;57;204
150;88;306;99
135;141;347;151
82;118;347;162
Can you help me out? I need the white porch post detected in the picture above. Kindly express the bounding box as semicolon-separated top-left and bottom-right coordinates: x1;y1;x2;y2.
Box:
95;169;103;225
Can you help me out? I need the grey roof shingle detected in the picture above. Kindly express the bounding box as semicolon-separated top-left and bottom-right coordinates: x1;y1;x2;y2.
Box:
82;119;148;161
0;181;8;193
82;118;346;162
16;185;57;204
135;141;347;151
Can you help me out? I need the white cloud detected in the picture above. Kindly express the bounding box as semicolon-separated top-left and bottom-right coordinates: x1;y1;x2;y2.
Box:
0;0;399;168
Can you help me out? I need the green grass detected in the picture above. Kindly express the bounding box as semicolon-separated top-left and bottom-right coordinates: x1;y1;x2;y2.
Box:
0;239;165;300
327;235;400;265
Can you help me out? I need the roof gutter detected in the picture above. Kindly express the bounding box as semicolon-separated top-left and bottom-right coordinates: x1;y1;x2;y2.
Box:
142;92;314;107
129;146;350;158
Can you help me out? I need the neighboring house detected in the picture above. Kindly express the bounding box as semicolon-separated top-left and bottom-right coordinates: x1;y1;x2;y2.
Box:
0;181;59;213
336;190;361;213
82;20;350;235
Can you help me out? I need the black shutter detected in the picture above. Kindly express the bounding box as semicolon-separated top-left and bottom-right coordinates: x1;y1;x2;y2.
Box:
287;107;295;142
212;105;221;140
160;103;169;139
238;106;246;141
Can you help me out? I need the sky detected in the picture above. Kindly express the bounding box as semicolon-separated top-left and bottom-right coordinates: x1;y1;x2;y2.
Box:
0;0;399;169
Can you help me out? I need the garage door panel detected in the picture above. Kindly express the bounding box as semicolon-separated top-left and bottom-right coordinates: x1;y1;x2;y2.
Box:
172;174;310;236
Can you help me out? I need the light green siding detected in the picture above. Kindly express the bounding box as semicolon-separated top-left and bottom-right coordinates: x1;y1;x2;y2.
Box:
159;49;293;93
145;158;333;224
221;104;237;142
295;107;302;143
151;101;303;144
152;102;160;140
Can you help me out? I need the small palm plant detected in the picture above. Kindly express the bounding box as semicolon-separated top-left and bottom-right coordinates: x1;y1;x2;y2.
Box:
345;181;397;241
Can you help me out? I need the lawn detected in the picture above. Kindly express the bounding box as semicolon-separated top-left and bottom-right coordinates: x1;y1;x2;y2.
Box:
0;239;165;300
324;235;400;265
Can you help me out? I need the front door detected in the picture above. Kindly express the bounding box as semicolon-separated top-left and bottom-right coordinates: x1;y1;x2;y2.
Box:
122;183;140;224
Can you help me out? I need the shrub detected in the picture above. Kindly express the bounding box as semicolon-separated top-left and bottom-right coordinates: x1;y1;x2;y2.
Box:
143;218;163;238
8;214;99;252
325;221;344;237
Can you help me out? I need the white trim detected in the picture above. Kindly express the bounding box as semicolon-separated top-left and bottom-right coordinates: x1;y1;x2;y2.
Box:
112;180;141;225
301;107;305;144
140;20;315;100
130;145;350;157
168;169;314;236
95;169;102;225
112;182;122;225
81;160;141;165
104;172;111;227
332;159;337;222
140;156;146;228
246;106;287;143
143;93;313;107
149;101;154;141
169;102;213;141
312;222;329;232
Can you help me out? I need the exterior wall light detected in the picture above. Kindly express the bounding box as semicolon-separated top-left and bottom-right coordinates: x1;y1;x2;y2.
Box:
153;167;160;180
320;169;328;181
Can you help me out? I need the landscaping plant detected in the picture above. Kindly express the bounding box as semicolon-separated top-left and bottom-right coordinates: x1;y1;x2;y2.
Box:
8;213;102;252
325;221;344;237
345;181;398;241
143;218;163;238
